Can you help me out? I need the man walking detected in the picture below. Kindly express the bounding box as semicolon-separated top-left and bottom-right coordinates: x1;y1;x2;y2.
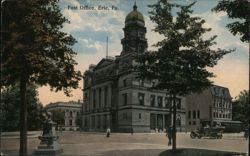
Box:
106;127;111;137
166;126;172;146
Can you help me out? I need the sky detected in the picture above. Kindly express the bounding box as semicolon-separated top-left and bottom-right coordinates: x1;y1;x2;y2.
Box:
38;0;249;105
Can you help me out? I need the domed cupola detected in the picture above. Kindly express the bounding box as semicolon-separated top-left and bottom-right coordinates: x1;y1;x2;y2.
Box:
125;2;145;27
121;2;148;55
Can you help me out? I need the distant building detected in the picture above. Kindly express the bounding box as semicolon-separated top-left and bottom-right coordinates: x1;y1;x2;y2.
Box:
81;3;186;133
185;85;233;131
46;101;82;131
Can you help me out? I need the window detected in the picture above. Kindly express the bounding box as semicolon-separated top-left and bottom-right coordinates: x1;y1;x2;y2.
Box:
197;110;200;119
84;117;88;127
123;79;127;87
139;113;141;119
139;79;144;87
176;98;181;109
84;93;88;100
69;119;72;126
165;97;171;108
189;121;191;125
213;112;216;118
193;121;196;125
188;111;191;119
123;93;127;105
99;88;101;107
97;115;101;128
103;115;107;129
104;87;108;106
138;93;145;105
70;111;73;117
92;116;95;128
150;95;155;106
93;90;96;108
193;110;196;119
157;96;163;107
123;113;127;120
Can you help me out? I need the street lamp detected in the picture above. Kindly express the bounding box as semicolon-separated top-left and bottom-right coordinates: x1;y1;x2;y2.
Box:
177;114;181;132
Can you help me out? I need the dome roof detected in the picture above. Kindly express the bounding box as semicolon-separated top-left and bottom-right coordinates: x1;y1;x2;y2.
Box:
125;3;145;26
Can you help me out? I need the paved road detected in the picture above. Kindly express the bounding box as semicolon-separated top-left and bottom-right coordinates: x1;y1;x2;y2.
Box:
1;132;248;156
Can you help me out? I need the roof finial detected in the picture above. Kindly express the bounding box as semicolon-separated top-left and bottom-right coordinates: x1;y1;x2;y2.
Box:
133;1;137;11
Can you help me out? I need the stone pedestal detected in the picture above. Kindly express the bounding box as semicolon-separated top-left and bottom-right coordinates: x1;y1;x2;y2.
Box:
34;135;63;156
34;112;63;156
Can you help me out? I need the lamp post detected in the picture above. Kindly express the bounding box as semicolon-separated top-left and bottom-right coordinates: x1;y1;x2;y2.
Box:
177;114;181;132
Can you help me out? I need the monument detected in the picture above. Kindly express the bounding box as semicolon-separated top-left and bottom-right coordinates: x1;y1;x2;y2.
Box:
34;112;63;155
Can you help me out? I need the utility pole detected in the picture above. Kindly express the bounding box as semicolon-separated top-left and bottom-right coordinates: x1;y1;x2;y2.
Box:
106;36;108;58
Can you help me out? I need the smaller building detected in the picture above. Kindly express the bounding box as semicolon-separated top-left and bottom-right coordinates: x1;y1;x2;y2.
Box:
185;85;233;131
46;101;82;131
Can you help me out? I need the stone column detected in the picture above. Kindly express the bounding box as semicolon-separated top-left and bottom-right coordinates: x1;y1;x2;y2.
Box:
101;87;105;109
95;115;98;130
163;114;165;131
107;114;110;128
108;85;112;108
155;114;157;132
90;89;93;111
96;88;99;109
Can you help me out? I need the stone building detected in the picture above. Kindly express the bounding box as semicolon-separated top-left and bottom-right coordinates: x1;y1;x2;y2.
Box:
82;3;186;133
185;85;233;131
46;101;82;131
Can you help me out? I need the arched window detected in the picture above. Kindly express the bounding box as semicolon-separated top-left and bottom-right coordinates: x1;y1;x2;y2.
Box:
193;110;196;119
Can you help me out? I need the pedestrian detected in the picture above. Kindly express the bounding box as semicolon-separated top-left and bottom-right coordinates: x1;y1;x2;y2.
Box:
244;128;248;140
131;128;134;135
106;127;111;137
166;126;172;146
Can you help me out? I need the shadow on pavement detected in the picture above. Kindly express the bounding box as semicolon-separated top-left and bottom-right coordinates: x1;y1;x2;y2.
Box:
101;148;247;156
159;148;247;156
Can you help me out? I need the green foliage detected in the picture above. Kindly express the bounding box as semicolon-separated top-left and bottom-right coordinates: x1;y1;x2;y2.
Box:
1;0;82;94
1;1;82;154
232;90;249;126
51;110;65;126
136;0;232;96
134;0;232;150
1;84;44;131
212;0;250;42
76;113;82;127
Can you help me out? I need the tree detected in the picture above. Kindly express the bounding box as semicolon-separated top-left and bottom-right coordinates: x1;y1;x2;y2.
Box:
135;0;232;151
51;110;65;127
1;0;82;155
76;113;82;128
232;90;249;126
212;0;250;43
1;83;44;131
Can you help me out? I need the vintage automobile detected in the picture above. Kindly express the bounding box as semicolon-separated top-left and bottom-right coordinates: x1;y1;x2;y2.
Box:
190;126;224;139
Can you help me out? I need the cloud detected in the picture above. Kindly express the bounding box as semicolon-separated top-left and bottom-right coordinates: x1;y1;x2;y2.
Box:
209;58;249;98
38;0;248;105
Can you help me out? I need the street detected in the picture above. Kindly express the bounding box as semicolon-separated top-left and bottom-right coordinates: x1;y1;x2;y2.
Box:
1;131;248;156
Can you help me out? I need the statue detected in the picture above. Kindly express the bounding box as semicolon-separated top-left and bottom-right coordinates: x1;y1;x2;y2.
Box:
34;111;63;155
